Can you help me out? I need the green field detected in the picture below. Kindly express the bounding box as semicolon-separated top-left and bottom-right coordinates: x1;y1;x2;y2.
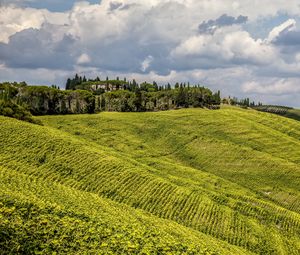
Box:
1;106;300;254
253;105;300;122
283;108;300;121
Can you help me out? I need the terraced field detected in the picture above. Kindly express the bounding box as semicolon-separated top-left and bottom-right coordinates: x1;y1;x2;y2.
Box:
1;106;299;254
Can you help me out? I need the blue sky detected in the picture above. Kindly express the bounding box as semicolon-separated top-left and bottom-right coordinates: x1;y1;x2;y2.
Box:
0;0;300;107
25;0;100;12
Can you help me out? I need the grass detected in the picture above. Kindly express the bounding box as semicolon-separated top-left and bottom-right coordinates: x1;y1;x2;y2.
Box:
283;108;300;121
253;105;300;121
1;106;300;254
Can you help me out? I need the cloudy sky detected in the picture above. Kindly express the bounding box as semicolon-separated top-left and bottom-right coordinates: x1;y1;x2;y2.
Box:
1;0;300;107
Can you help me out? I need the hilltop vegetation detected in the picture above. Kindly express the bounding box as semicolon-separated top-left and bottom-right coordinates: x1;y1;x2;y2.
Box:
99;86;220;112
0;82;95;117
1;106;299;254
0;99;42;125
0;80;220;122
66;74;221;112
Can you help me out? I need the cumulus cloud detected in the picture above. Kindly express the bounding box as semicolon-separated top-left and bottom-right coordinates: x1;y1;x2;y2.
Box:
1;0;300;106
0;5;68;43
198;14;248;34
171;29;276;68
243;79;300;95
109;1;123;11
0;23;76;69
267;19;296;43
268;20;300;64
274;29;300;46
140;56;154;72
77;53;91;65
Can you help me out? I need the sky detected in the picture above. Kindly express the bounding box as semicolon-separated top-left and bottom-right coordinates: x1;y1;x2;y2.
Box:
0;1;300;107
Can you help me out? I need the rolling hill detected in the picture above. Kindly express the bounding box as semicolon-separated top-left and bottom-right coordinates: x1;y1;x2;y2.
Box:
253;105;300;122
1;106;299;254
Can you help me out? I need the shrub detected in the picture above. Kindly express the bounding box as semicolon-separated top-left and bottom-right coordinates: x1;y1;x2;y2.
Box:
0;100;42;125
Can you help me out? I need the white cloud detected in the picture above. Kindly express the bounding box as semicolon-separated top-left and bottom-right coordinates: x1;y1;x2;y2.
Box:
1;0;300;106
171;29;277;66
0;6;68;43
0;66;71;86
140;55;153;72
222;31;276;64
267;19;297;43
243;79;300;95
77;53;91;64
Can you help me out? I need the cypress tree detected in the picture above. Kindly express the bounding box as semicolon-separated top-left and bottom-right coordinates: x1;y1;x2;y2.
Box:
66;78;71;90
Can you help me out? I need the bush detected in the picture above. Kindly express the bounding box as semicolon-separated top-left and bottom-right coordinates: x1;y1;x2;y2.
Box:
0;100;43;125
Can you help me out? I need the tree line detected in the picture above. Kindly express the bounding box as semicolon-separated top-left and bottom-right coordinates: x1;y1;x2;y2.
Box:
0;76;221;124
0;82;95;123
222;96;263;108
97;87;220;112
66;74;221;112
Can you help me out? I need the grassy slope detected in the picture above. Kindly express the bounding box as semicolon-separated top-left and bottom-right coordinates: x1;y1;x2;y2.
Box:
283;108;300;121
0;116;248;255
254;106;300;122
1;106;299;254
0;165;245;255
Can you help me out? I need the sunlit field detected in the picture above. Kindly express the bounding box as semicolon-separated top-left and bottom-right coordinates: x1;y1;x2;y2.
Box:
1;106;299;254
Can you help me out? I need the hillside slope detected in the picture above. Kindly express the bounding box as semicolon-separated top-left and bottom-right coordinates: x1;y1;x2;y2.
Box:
253;105;300;122
1;106;300;254
283;108;300;121
0;165;247;255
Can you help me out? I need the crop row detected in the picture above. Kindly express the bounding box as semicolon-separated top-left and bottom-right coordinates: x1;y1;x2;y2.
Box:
1;166;242;255
1;144;299;254
1;116;300;254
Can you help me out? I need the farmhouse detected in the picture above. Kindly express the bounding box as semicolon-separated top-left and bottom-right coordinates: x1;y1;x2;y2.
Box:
91;83;125;92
